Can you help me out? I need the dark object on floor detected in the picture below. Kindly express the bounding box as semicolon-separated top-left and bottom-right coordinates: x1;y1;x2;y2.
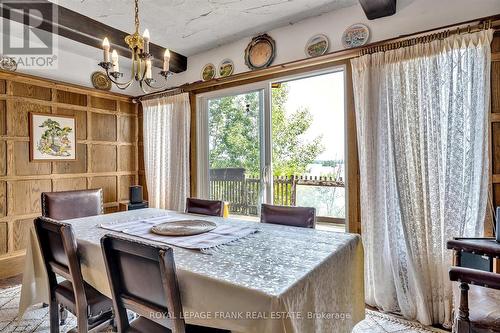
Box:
460;252;493;272
128;201;149;210
35;217;113;332
129;185;143;204
447;237;500;333
101;234;229;333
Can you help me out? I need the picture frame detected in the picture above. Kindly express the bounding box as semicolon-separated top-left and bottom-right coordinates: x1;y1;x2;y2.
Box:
29;112;77;161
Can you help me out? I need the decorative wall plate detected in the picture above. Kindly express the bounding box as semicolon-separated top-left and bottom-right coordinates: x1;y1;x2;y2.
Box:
91;71;111;91
0;56;17;72
342;23;370;49
201;63;216;81
151;220;217;236
244;34;276;70
219;59;234;77
305;34;329;57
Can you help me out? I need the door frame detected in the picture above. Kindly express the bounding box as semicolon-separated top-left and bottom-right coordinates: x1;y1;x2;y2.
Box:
196;65;350;227
196;82;271;203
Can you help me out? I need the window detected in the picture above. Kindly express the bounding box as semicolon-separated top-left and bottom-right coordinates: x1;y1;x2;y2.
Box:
197;67;347;226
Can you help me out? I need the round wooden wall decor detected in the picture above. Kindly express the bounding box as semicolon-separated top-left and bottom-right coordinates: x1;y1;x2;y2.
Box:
244;34;276;70
91;71;112;91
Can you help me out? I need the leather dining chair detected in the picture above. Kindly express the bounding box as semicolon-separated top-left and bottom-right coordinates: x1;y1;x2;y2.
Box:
34;216;113;333
40;188;104;319
41;189;104;221
101;234;229;333
260;203;316;228
185;198;224;217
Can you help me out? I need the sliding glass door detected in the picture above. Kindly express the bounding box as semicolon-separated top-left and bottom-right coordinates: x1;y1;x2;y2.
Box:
198;68;346;222
198;86;271;216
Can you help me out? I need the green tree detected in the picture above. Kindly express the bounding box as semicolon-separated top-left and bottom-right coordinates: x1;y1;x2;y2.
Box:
208;84;324;175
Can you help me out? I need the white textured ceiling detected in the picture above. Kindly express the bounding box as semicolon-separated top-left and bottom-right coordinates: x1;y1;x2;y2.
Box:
50;0;358;56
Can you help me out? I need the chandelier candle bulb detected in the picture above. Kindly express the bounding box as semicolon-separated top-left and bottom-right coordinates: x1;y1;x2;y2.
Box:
143;29;150;54
102;37;110;63
163;49;170;72
111;50;119;72
146;59;152;79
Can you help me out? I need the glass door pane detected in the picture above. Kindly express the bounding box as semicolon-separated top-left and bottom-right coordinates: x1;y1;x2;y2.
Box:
207;90;264;217
270;71;346;224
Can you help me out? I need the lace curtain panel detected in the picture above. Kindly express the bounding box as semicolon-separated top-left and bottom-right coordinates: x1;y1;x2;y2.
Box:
351;30;493;327
141;93;191;211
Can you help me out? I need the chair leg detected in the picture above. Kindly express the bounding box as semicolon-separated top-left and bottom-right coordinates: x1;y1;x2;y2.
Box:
49;299;60;333
455;282;471;333
59;305;68;325
77;313;88;333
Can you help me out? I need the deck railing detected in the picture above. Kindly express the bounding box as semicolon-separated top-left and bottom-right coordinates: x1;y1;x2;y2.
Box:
209;169;345;222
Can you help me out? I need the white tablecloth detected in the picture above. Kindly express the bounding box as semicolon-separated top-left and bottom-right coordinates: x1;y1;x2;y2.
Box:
19;209;365;333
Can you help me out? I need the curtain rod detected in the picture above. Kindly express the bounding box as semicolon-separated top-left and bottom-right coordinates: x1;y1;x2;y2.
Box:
134;86;188;103
361;19;496;55
134;14;500;101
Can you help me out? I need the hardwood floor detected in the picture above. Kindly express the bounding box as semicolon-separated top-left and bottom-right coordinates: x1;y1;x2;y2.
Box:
0;274;22;289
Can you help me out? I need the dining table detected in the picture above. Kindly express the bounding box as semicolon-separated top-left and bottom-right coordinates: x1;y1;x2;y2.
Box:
19;208;365;333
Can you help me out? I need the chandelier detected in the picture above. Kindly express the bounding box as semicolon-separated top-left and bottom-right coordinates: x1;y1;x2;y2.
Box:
98;0;171;93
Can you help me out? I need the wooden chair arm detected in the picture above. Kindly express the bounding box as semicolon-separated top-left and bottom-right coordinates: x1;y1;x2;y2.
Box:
449;267;500;290
447;238;500;259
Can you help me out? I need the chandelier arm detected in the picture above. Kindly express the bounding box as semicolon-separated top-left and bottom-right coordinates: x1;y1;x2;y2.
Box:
144;78;170;90
104;67;135;88
139;79;151;94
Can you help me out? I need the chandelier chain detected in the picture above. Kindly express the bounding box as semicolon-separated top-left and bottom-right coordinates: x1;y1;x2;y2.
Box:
134;0;140;33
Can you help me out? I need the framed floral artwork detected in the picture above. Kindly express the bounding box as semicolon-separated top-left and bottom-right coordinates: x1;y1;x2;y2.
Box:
29;113;77;161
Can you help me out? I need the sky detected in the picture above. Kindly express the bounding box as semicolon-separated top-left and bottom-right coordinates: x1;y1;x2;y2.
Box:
280;70;345;161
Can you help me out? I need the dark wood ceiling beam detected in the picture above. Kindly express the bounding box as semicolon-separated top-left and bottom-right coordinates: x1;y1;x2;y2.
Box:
358;0;397;20
0;0;187;72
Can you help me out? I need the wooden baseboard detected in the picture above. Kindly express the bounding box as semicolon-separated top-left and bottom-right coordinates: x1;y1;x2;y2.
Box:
0;252;25;279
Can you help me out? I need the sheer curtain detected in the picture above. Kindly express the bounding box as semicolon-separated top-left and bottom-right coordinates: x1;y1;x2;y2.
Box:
351;30;493;326
141;93;190;211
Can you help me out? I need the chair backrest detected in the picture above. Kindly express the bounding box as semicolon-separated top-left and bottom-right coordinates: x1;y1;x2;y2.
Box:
185;198;224;217
260;204;316;228
101;234;186;333
34;217;87;307
41;189;103;220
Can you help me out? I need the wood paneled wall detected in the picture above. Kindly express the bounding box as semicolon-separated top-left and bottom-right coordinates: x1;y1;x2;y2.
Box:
491;32;500;237
0;71;139;278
